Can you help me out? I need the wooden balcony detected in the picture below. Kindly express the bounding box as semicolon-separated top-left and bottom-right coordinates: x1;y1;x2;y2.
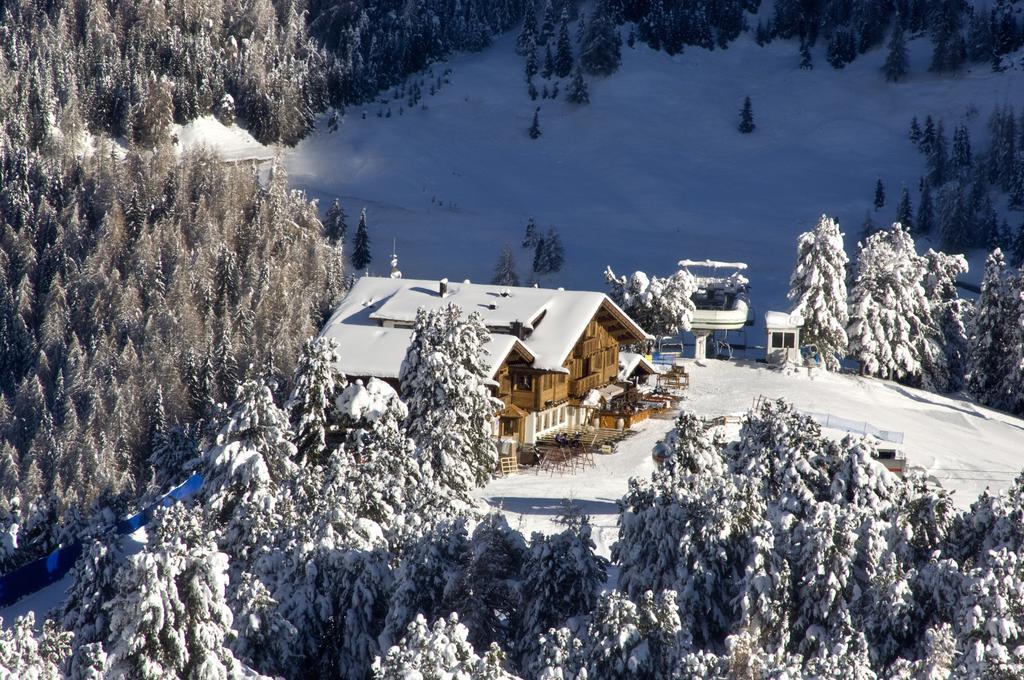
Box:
570;372;603;398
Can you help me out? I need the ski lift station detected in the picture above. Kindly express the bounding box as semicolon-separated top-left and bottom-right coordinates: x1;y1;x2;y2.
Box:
680;259;752;360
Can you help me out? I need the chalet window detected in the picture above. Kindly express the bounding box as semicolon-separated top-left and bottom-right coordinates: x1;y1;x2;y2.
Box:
582;357;592;375
514;374;532;390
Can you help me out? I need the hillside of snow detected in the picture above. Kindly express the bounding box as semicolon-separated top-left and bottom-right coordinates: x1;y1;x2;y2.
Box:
479;359;1024;562
282;30;1024;319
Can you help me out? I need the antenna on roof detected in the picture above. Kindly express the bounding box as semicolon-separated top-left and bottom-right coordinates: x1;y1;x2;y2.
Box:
390;239;402;279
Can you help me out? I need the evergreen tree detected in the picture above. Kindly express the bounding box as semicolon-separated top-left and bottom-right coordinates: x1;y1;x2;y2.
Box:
515;512;609;670
896;185;914;233
529;108;542;139
580;1;623;75
788;215;850;371
399;305;503;495
604;266;698;336
374;614;516;679
566;68;590;104
554;11;574;78
937;183;971;253
847;225;939;384
517;1;539;55
450;513;528;651
923;249;972;392
738;96;755;133
542;44;555;78
525;39;539;82
952;123;973;171
918;181;935;235
929;0;967;72
287;337;347;466
63;537;121;649
874;178;886;209
324;199;348;245
522;217;540;249
352;208;372;272
968;250;1013;407
884;25;909;81
104;505;247;679
491;245;521;286
909;116;922;145
800;41;814;69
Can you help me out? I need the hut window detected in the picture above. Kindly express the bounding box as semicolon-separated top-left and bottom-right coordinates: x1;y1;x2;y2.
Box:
514;374;532;390
771;332;796;349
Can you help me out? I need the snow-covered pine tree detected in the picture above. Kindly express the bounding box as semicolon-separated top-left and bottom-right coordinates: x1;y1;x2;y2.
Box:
491;244;521;286
373;614;518;679
204;379;298;559
517;1;538;56
515;512;609;671
382;519;472;649
883;25;909;81
345;399;436;532
522;217;539;249
800;41;814;69
542;44;555;78
738;96;755;133
917;181;935;235
847;225;940;384
449;513;528;650
105;503;250;680
922;249;971;392
968;249;1013;408
0;613;72;680
652;410;724;477
229;571;299;677
895;186;914;233
554;11;574;78
399;304;503;495
324;198;348;245
788;214;850;371
352;208;372;272
581;590;684;679
287;337;347;465
529;107;542;139
604;266;697;337
580;0;622;75
63;536;121;649
566;67;590;104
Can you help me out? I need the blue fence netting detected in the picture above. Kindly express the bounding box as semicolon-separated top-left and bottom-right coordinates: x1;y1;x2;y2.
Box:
0;472;204;609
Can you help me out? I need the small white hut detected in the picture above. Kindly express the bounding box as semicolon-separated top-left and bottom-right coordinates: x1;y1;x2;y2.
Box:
764;309;804;365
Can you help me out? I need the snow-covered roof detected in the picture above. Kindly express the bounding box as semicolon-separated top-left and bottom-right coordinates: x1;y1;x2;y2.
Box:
619;352;659;380
321;276;650;379
320;322;529;380
764;309;804;329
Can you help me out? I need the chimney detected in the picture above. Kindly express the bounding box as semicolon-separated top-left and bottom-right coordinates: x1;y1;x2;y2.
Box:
510;321;526;339
439;278;449;297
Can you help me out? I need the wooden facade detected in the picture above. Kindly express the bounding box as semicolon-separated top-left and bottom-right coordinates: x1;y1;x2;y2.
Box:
494;300;642;428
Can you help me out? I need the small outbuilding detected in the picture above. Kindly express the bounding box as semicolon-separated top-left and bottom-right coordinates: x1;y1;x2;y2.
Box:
764;309;804;366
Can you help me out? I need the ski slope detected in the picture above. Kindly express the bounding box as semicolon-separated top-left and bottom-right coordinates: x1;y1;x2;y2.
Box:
478;360;1024;562
282;29;1024;318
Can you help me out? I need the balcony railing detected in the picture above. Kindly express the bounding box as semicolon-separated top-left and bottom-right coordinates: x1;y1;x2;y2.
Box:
570;372;603;397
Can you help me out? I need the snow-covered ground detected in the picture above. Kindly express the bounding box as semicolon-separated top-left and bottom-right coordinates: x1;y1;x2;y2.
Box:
478;360;1024;563
282;30;1024;318
173;116;273;163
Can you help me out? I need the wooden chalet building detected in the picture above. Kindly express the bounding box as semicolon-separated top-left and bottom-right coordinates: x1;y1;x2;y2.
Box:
320;276;651;447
